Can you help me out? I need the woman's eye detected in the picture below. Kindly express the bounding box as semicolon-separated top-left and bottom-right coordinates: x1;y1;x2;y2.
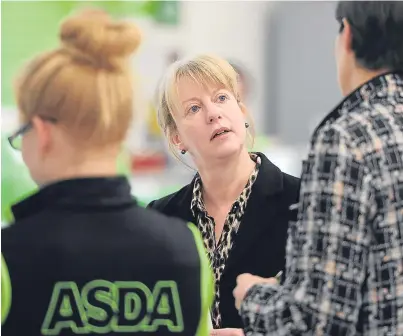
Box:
189;105;200;113
218;94;227;102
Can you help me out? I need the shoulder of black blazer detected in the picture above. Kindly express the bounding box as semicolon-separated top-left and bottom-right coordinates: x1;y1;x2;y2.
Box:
147;152;301;223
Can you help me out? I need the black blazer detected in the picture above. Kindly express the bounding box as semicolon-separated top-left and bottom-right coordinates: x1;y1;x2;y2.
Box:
148;153;300;329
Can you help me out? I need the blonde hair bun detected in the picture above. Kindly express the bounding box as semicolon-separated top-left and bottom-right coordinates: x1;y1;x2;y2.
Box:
60;8;142;70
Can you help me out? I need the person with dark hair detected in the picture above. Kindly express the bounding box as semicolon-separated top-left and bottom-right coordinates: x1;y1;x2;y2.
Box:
234;2;403;335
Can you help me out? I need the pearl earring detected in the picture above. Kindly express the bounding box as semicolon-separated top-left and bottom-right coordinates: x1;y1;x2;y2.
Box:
181;149;186;155
245;122;249;128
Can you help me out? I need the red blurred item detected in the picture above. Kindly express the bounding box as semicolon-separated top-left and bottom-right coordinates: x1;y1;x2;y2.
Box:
131;153;166;173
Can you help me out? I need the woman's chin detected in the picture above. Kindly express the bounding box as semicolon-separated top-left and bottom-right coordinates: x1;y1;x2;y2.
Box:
210;143;244;160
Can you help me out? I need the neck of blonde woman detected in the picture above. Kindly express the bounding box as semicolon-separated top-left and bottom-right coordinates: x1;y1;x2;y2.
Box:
38;147;121;186
40;161;119;187
197;148;256;207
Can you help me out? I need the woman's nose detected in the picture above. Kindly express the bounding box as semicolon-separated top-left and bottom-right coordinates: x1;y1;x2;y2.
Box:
206;105;222;123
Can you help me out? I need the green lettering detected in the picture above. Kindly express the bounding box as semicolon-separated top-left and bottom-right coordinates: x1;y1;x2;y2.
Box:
41;280;185;334
147;281;184;333
41;282;87;335
113;281;151;333
82;280;117;334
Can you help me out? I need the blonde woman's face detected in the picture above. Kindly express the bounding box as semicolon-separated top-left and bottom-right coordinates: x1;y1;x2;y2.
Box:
171;77;247;162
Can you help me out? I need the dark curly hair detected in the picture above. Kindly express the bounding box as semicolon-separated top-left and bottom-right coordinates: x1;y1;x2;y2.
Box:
336;1;403;71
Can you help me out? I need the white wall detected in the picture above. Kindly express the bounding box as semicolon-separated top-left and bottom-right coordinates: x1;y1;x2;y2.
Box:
180;1;273;131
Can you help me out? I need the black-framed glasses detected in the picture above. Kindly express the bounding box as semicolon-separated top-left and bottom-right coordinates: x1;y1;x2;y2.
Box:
336;17;345;33
8;116;57;151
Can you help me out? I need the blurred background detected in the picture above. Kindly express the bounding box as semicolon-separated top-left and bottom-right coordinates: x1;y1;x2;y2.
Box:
1;1;342;224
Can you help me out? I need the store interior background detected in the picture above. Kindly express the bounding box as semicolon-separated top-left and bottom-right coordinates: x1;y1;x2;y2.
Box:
1;1;342;223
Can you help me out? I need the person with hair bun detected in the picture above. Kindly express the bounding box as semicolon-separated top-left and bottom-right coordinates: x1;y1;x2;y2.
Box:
2;9;213;336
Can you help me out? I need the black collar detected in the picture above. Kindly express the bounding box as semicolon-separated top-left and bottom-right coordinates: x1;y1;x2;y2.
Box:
12;176;135;221
312;71;403;139
171;152;284;222
188;151;283;198
250;152;284;197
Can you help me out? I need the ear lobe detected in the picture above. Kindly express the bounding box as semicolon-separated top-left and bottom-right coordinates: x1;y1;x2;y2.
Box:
170;131;180;146
239;102;248;116
341;18;353;53
32;116;52;154
169;130;185;151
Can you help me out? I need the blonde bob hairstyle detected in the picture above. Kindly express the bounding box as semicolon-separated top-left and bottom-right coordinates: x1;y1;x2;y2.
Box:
155;54;255;163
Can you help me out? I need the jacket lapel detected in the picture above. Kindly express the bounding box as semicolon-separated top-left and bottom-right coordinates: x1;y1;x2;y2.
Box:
171;181;195;224
225;153;285;271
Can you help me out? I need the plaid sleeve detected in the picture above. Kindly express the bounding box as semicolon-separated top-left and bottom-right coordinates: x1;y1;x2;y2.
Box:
240;125;374;336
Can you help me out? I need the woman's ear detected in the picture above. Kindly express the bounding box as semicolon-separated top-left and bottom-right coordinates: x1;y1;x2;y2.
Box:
169;129;186;152
340;18;353;54
31;116;52;155
239;101;249;116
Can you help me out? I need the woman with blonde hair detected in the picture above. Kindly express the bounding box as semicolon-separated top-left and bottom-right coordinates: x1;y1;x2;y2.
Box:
2;9;213;336
148;55;300;335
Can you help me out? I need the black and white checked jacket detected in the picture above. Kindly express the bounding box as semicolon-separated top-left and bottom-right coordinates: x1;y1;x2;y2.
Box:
240;72;403;336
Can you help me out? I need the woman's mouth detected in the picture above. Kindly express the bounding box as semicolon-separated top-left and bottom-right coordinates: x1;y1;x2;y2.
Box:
211;127;231;140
